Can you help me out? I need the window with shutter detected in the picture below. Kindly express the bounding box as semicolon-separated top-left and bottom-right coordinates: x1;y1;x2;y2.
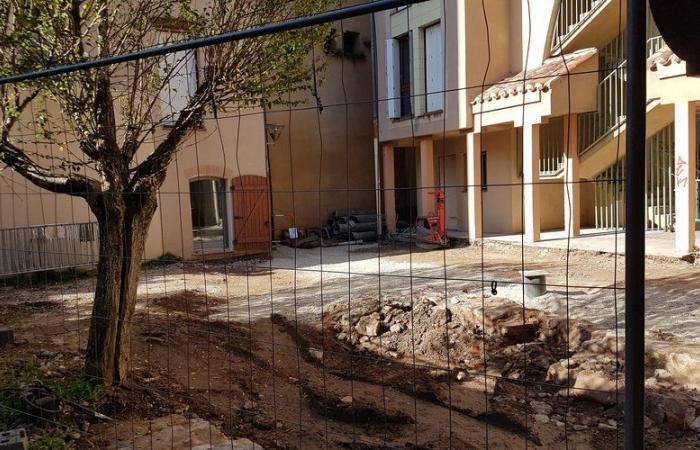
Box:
386;39;401;118
424;22;443;113
398;34;412;117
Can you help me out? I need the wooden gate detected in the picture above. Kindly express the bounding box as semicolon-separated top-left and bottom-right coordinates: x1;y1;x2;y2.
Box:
231;175;271;252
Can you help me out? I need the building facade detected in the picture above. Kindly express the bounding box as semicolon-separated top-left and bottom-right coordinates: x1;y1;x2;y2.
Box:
0;5;379;276
0;48;270;276
374;0;700;254
265;4;377;238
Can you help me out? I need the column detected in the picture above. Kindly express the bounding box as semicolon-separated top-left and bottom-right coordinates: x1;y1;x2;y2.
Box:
382;144;397;232
523;121;541;242
674;101;697;253
564;114;581;236
418;138;435;217
467;132;482;242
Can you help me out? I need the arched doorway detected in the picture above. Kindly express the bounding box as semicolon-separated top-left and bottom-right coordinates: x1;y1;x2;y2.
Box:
189;178;231;253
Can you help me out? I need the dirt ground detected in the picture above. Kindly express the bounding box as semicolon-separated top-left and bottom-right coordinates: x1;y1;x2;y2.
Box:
1;241;700;449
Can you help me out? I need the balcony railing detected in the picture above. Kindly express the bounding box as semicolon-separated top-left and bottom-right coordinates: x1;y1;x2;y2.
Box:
540;116;566;176
0;222;99;277
577;19;664;156
552;0;605;49
577;65;627;155
592;123;675;231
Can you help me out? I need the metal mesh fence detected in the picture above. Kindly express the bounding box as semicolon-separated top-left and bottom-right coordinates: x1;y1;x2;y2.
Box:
0;0;697;449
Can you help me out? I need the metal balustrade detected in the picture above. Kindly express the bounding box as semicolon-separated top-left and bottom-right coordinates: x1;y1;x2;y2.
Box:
540;116;566;176
593;123;675;231
0;222;99;277
552;0;603;48
577;20;664;156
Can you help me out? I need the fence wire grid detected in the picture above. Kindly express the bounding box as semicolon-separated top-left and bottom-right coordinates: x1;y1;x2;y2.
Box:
0;0;698;449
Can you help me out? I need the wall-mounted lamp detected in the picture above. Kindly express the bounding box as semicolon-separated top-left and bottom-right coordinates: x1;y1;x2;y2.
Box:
265;123;285;145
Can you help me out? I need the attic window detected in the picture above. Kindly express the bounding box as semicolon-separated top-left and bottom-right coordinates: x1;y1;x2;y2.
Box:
324;29;364;59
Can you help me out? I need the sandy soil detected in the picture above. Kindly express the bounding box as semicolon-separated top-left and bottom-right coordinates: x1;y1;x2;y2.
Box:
1;241;700;449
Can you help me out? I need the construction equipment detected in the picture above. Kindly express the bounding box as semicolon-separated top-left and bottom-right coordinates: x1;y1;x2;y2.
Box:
415;191;449;248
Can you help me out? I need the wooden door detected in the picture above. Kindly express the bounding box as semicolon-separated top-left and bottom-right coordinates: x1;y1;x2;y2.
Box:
232;175;270;252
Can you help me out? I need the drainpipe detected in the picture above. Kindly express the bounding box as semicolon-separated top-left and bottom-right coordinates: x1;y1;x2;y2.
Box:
624;0;646;448
262;107;276;243
370;9;383;236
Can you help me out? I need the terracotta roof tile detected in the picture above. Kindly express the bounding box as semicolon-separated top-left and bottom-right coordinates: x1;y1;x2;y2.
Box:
648;45;683;71
473;48;597;104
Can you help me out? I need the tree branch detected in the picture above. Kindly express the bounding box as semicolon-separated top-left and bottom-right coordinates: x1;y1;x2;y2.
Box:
1;89;40;140
0;140;101;199
127;82;211;191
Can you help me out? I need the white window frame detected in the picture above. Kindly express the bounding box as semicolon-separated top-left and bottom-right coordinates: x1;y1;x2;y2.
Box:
159;49;198;125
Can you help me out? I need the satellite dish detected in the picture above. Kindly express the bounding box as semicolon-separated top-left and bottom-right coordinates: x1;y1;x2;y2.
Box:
649;0;700;76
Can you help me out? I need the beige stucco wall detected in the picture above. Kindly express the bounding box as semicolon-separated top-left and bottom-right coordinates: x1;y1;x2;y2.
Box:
433;136;468;232
266;11;376;235
482;128;523;235
144;112;267;260
540;179;564;231
580;181;596;228
0;104;266;262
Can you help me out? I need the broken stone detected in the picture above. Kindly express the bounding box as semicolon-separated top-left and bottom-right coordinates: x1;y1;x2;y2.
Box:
570;370;622;406
38;350;58;359
112;415;255;450
390;323;405;333
340;396;353;405
647;391;697;430
500;323;537;343
456;371;468;381
654;368;673;381
580;332;624;356
355;313;384;337
193;438;264;450
534;414;549;424
598;422;616;431
530;401;553;415
432;305;452;323
428;369;449;380
308;348;323;361
546;360;577;385
568;323;593;351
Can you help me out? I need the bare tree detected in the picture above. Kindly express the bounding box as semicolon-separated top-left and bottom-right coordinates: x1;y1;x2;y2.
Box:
0;0;331;385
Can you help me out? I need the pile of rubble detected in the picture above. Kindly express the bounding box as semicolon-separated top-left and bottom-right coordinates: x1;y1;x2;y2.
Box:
324;288;700;436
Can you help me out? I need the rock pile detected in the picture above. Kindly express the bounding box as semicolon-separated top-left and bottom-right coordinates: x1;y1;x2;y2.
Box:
324;287;700;437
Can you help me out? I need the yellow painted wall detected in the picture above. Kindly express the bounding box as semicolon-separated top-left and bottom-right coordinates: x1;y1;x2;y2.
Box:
266;11;376;235
0;104;266;262
433;136;468;232
482;128;523;235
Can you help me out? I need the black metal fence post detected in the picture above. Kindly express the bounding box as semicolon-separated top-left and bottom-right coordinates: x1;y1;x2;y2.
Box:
625;0;646;448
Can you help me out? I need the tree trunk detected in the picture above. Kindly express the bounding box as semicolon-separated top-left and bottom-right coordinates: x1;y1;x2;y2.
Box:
85;190;157;385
